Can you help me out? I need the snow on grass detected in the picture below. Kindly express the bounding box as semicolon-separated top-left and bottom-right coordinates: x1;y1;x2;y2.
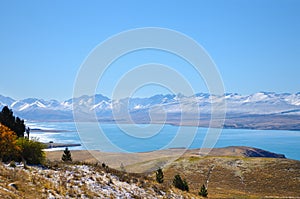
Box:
1;161;188;198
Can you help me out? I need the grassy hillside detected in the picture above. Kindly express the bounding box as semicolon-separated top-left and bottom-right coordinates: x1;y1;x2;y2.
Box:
161;156;300;198
1;147;299;198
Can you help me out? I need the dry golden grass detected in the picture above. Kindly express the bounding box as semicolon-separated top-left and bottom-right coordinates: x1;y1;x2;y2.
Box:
23;147;300;198
0;162;69;199
161;156;300;198
45;149;186;172
45;146;287;172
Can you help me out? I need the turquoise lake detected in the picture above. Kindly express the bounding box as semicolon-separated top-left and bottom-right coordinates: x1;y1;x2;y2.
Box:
29;122;300;161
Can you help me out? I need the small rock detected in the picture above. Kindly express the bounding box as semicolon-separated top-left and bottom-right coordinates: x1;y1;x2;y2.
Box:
9;182;18;190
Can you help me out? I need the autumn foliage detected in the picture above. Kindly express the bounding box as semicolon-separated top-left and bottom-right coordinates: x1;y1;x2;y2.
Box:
0;124;19;161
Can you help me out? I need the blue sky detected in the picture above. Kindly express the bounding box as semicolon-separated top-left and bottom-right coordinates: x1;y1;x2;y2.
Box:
0;0;299;100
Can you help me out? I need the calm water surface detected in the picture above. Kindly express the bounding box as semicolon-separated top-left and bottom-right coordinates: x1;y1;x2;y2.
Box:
29;122;300;160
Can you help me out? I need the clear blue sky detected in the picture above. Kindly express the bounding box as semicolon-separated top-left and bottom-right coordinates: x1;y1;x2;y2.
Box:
0;0;299;101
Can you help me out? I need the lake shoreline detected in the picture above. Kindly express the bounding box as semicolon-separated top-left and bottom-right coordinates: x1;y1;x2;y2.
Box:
30;122;300;161
29;121;300;132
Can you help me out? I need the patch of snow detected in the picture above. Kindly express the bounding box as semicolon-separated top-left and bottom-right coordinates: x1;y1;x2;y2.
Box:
19;103;30;111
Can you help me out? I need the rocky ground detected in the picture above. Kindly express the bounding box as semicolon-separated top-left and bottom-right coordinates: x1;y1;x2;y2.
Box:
0;162;187;199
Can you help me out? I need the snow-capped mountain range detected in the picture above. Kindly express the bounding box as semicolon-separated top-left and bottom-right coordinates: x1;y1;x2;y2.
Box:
1;92;300;130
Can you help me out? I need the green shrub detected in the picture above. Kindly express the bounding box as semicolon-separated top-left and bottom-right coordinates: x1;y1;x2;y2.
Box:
16;138;46;165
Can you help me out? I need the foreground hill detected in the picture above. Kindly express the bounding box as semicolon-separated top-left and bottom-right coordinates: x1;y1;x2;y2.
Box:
45;146;300;198
0;161;187;199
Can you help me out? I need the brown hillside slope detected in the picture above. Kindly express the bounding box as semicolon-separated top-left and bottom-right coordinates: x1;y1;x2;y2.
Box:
45;146;286;173
45;146;300;198
161;156;300;198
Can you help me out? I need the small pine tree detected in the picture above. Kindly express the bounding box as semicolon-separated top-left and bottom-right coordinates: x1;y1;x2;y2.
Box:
120;162;126;172
62;147;72;162
173;174;189;191
156;168;164;183
199;184;208;197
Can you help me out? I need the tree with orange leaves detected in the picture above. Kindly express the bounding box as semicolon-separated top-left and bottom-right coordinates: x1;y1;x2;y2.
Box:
0;123;19;161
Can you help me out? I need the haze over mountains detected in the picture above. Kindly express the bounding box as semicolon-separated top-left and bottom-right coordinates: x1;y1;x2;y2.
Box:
1;92;300;130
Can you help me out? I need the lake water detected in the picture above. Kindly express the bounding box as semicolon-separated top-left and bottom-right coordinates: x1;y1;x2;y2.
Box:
28;122;300;161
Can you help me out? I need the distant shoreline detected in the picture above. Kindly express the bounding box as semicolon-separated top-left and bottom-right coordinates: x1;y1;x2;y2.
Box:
31;128;72;133
43;142;81;149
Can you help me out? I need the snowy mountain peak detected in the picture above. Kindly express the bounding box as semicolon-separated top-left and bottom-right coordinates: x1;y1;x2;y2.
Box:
0;92;299;122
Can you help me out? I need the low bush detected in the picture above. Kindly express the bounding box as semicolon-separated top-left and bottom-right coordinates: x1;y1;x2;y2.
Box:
16;138;46;165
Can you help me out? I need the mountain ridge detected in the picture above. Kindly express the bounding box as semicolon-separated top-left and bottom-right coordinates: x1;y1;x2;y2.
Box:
0;92;300;130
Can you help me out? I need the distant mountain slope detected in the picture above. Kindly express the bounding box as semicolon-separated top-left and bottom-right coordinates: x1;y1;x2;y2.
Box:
1;92;300;130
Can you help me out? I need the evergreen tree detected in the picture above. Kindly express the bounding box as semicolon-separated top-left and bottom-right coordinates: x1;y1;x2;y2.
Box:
173;174;189;191
0;106;25;137
156;168;164;183
62;147;72;162
199;184;208;197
